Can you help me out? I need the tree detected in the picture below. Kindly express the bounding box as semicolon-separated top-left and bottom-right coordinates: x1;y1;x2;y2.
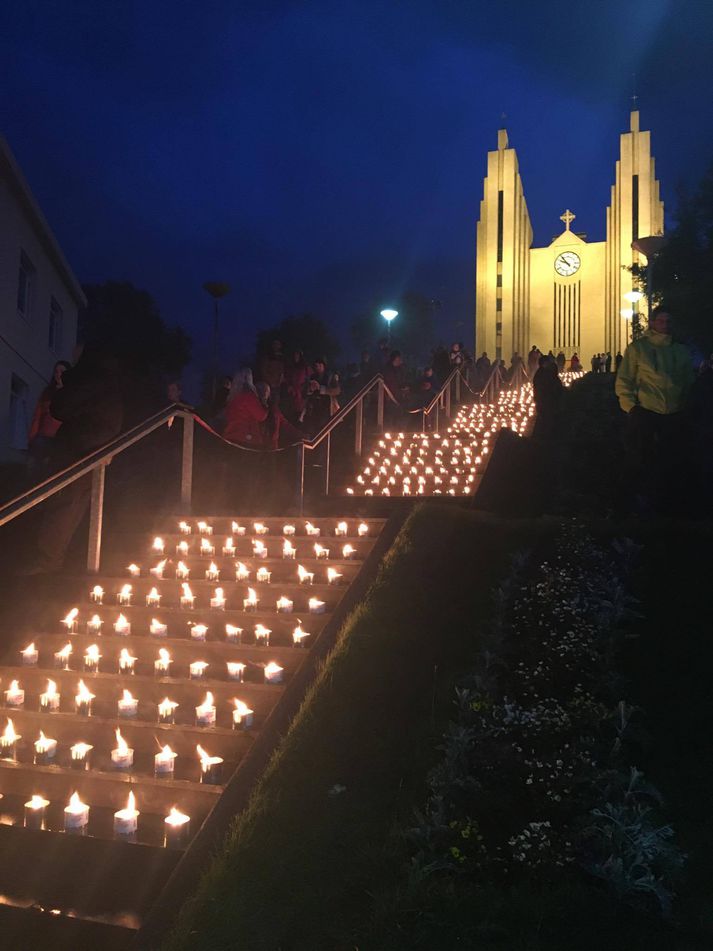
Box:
256;314;340;365
350;292;438;364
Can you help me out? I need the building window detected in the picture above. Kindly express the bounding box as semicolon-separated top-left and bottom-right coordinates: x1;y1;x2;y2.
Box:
496;274;502;287
17;251;35;319
496;298;502;311
496;190;504;263
632;174;639;241
49;297;63;353
9;374;30;451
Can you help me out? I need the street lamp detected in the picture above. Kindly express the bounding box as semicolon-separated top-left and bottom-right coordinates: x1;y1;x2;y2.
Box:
623;289;644;340
203;282;230;400
380;308;398;344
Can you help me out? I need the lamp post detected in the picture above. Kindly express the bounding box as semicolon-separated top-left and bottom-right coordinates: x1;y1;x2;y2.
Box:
380;309;398;345
203;282;231;400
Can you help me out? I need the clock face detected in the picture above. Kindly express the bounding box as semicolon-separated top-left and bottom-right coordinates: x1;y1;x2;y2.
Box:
554;251;581;277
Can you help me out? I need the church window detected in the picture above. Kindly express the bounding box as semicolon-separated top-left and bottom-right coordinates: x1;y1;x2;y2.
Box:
496;298;502;311
497;190;504;263
496;274;502;287
632;174;639;240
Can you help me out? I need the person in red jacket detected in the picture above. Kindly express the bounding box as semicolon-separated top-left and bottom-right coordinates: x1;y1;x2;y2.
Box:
223;369;268;446
27;360;71;475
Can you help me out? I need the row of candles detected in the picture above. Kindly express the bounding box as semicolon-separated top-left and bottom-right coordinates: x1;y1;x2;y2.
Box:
170;519;369;538
146;538;358;563
17;791;191;844
55;616;309;644
85;579;339;610
0;721;233;782
2;684;258;725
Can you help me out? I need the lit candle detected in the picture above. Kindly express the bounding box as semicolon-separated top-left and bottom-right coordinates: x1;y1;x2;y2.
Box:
292;624;311;648
21;642;38;666
146;586;161;607
40;678;60;712
309;598;326;614
90;584;104;604
75;680;95;716
175;561;190;580
154;744;177;778
327;568;343;585
222;537;236;556
210;587;226;610
61;608;78;633
4;680;24;708
64;792;89;832
180;583;195;609
197;744;223;784
264;662;284;684
357;522;369;537
197;521;212;536
305;522;320;536
205;562;220;581
225;624;243;644
83;644;101;673
256;566;271;584
24;794;49;830
254;624;271;647
235;562;250;581
176;539;189;557
232;699;254;731
252;540;268;559
253;522;268;535
342;544;356;560
114;613;131;635
314;544;329;560
335;521;348;536
195;691;216;727
199;537;215;557
243;588;259;612
87;614;103;634
127;563;141;577
276;595;293;613
282;539;296;560
282;523;295;536
118;648;137;674
179;520;192;534
1;718;20;759
152;536;165;554
190;623;208;642
164;807;190;847
118;689;138;719
226;661;245;681
297;565;314;585
158;697;178;724
113;790;139;837
154;648;172;675
150;558;167;579
189;660;209;680
111;728;134;770
232;521;246;535
150;618;168;637
117;583;132;605
33;730;57;765
70;741;92;770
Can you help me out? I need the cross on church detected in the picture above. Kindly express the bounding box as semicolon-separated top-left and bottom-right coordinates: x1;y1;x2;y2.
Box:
560;208;576;231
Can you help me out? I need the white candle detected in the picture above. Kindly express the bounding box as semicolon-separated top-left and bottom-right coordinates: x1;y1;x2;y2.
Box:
292;624;311;648
33;731;57;764
64;792;89;832
253;522;268;535
154;649;172;675
21;642;38;666
197;521;212;535
282;539;296;559
127;563;141;577
87;614;102;634
83;644;101;672
305;522;320;536
190;661;209;680
158;697;178;724
276;596;293;613
1;718;20;758
113;790;139;837
150;559;167;579
117;584;132;605
90;584;104;604
190;623;208;642
256;566;271;584
61;608;78;633
282;523;295;536
297;565;314;585
40;678;60;712
75;680;95;715
24;795;50;830
235;562;250;581
114;614;131;635
342;544;356;560
327;568;343;585
150;618;168;637
226;661;245;681
232;521;246;535
222;538;236;556
309;598;326;614
314;544;329;560
252;540;268;559
117;689;138;718
118;648;137;674
5;680;24;707
180;583;195;609
111;728;134;769
335;521;348;536
179;520;192;534
176;539;189;557
232;699;254;730
264;662;284;684
254;624;271;646
243;588;259;612
70;741;92;769
176;561;190;580
154;744;176;777
197;744;223;783
200;538;215;557
206;562;220;581
210;587;226;610
152;536;165;554
195;692;216;727
225;624;243;643
146;586;161;607
164;807;190;847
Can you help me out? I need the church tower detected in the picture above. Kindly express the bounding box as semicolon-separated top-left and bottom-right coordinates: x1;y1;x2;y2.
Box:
605;110;664;353
475;128;533;361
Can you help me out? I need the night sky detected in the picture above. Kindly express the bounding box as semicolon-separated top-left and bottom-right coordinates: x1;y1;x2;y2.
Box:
2;0;712;368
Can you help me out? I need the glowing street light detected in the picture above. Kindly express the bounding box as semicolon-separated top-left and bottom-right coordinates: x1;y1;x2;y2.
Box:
380;308;398;344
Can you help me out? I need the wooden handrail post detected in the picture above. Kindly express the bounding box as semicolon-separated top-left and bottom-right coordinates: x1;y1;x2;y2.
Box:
87;462;106;574
181;414;194;511
298;443;306;516
354;398;363;455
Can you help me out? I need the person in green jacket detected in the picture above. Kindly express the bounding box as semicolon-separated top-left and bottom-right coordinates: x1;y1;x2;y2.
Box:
615;306;694;511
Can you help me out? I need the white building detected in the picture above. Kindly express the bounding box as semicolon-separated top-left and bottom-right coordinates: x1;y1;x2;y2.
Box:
0;136;85;463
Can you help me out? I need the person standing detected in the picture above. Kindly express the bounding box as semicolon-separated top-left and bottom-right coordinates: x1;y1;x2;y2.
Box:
615;351;623;373
27;359;71;478
605;352;612;373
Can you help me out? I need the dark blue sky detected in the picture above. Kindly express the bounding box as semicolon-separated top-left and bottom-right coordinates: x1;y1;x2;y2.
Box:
2;0;712;366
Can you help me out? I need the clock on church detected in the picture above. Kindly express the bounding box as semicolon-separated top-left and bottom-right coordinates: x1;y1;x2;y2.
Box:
554;251;581;277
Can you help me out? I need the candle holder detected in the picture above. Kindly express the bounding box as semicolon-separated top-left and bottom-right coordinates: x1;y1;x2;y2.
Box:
243;589;259;612
83;646;101;673
33;733;57;765
282;540;296;560
176;561;190;580
127;563;141;577
64;793;90;833
117;690;138;719
4;681;25;708
282;524;296;536
254;624;271;647
292;625;311;648
20;643;38;666
206;563;220;581
86;614;103;635
118;649;137;675
154;745;177;778
190;661;209;680
232;700;254;731
276;597;293;614
252;541;268;559
152;536;165;555
305;522;320;537
180;584;195;610
0;720;20;760
256;567;271;584
197;521;212;535
146;587;161;607
114;614;131;636
150;559;167;579
190;623;208;642
111;730;134;770
155;649;172;675
297;566;314;586
232;522;246;535
117;584;132;606
226;662;245;682
264;662;284;685
195;693;216;727
222;539;236;556
199;539;215;558
61;609;79;633
327;568;343;586
210;588;226;611
113;791;139;838
176;540;190;557
158;698;178;724
335;521;348;536
225;624;243;644
342;544;356;560
197;746;223;784
164;808;190;848
150;619;168;638
179;520;192;534
40;680;61;713
24;795;49;830
309;598;326;615
54;645;72;669
70;742;93;770
314;544;329;560
235;563;250;581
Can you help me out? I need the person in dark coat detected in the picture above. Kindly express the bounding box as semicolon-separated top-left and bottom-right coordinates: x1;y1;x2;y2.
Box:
27;359;72;478
615;351;623;372
532;355;564;440
26;344;124;573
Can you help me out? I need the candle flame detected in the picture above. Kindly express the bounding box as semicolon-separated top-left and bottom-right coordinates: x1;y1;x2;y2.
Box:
196;744;222;767
44;678;58;697
233;699;254;717
70;742;93;757
62;608;79;625
265;662;283;676
85;644;101;663
165;806;190;827
235;562;249;579
158;697;178;715
255;623;271;640
197;691;214;711
92;585;104;598
181;583;193;599
115;728;129;753
121;689;135;703
2;718;19;743
119;584;132;598
150;618;167;634
152;536;164;551
246;587;258;604
127;563;140;574
342;544;355;558
119;648;136;667
26;795;49;810
327;568;342;583
67;791;87;811
76;680;95;703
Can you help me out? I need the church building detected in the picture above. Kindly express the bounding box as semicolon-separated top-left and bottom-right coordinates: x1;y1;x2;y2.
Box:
474;111;664;363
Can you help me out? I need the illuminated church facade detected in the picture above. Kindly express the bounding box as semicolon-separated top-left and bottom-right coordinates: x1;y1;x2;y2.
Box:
475;111;664;362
